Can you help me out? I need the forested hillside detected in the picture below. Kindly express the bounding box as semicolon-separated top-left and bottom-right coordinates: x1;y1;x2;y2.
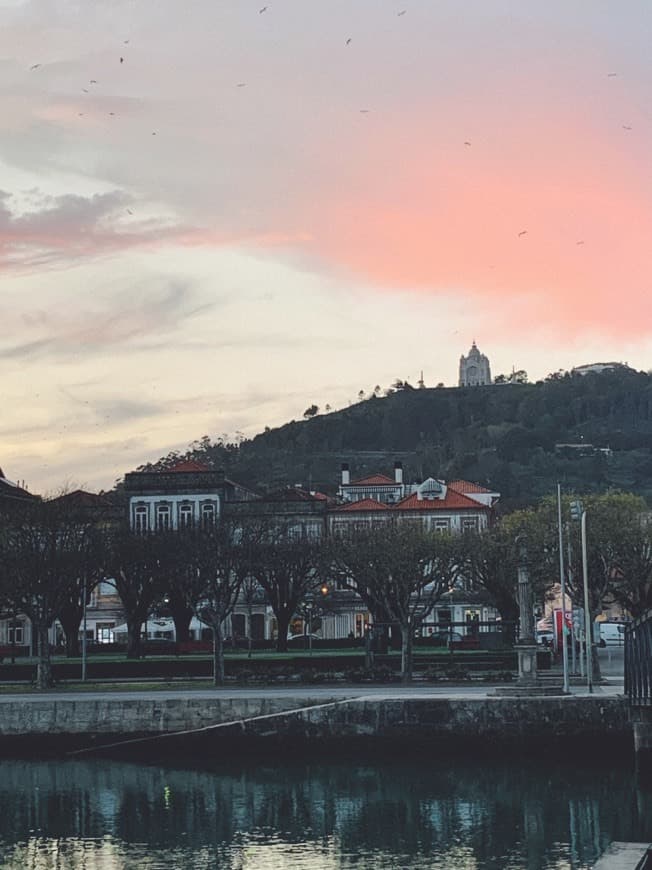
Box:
137;369;652;510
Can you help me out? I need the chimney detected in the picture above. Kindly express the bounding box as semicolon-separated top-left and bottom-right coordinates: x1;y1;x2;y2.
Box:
394;461;403;485
341;463;350;486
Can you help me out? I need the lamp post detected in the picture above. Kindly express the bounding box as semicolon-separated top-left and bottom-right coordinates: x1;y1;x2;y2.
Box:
570;500;593;693
81;577;88;682
557;484;570;694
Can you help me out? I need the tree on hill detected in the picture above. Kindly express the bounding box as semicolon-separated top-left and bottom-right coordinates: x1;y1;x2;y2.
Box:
303;404;319;419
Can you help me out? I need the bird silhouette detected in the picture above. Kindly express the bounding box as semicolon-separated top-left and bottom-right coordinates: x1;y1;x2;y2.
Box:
346;37;352;45
464;141;472;146
359;109;370;113
518;230;528;237
30;63;41;70
124;40;130;44
259;5;267;12
576;240;585;245
398;9;407;15
90;79;97;84
120;57;124;63
236;82;247;87
622;125;632;130
82;88;89;93
607;72;618;77
109;112;115;116
127;209;133;215
152;131;157;135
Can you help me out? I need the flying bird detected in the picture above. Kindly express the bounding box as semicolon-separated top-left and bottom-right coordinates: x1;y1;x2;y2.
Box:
82;88;89;93
259;5;267;12
90;79;97;84
126;209;133;215
152;131;157;135
359;109;370;113
576;240;585;245
120;57;124;63
124;40;130;44
236;82;247;87
30;63;41;70
109;111;115;115
346;37;352;45
464;140;472;146
518;230;528;237
607;72;618;77
398;9;407;15
622;124;632;130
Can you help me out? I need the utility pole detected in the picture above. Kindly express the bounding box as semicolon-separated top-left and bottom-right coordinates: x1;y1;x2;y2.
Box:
570;500;592;693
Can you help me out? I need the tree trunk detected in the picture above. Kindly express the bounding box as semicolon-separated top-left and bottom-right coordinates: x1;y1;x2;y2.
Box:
36;622;53;690
275;611;291;652
59;610;82;658
212;622;225;686
400;622;413;682
126;616;144;659
168;592;193;644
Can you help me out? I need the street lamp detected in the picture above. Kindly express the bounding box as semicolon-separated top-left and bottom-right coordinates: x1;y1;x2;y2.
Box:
570;500;593;694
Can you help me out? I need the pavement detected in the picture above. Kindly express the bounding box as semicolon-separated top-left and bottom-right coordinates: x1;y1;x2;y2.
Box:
0;646;624;704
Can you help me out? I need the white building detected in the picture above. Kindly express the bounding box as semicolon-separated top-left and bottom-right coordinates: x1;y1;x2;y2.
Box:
459;341;492;386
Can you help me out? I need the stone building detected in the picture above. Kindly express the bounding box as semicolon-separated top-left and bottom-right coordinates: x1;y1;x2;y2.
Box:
459;341;492;386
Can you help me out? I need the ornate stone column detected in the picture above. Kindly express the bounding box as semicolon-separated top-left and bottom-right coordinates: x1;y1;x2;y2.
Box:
515;535;538;685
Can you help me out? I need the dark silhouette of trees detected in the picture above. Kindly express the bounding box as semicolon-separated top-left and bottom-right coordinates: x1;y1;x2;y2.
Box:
329;523;460;680
0;501;98;687
106;527;169;659
252;534;324;652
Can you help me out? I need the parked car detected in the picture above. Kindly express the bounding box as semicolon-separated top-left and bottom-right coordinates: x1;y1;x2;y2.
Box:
598;622;626;646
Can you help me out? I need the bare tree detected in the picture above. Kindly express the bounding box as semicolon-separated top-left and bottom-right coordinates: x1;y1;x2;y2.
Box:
106;527;169;659
0;502;98;688
253;534;324;652
329;523;459;680
178;520;255;685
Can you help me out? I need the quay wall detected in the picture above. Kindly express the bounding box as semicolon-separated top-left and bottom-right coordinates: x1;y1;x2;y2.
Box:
0;694;632;757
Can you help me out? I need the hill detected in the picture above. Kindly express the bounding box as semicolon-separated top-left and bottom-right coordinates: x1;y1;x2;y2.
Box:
138;369;652;510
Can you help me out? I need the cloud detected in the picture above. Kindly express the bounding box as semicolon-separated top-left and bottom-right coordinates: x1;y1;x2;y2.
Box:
0;278;213;361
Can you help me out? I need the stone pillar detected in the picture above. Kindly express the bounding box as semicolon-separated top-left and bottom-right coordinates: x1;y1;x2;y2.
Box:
516;536;538;686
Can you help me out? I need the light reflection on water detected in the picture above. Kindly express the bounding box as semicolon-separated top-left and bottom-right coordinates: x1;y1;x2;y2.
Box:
0;756;649;869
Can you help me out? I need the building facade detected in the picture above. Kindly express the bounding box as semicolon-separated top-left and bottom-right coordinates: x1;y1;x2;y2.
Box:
459;341;492;387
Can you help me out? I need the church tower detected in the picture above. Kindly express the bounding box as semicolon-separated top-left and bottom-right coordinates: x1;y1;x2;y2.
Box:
459;341;492;386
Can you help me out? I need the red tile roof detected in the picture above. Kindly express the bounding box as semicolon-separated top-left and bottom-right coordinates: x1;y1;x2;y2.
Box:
333;498;389;512
395;490;487;511
50;489;112;507
448;479;494;494
348;474;395;486
168;460;211;473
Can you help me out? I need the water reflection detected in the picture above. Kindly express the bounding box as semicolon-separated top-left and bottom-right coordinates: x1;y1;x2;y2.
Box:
0;756;649;869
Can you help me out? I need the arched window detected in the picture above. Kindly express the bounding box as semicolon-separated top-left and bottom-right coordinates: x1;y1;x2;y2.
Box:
157;503;171;531
201;502;215;527
179;502;194;529
134;504;149;533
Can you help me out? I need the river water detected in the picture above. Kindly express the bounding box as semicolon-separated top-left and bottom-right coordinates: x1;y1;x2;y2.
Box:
0;755;649;869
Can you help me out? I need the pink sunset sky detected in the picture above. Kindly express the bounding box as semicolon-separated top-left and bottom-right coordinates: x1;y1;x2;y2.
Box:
1;0;652;492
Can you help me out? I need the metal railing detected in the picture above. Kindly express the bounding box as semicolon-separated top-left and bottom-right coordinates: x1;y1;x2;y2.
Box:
625;609;652;705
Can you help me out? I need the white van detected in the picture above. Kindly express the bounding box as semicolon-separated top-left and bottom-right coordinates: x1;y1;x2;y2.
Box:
598;622;626;646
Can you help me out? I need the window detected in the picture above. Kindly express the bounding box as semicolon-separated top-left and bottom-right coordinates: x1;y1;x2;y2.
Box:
201;502;216;526
156;503;171;531
462;517;478;531
96;623;115;644
8;621;24;645
434;519;450;533
179;502;194;528
134;504;149;533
